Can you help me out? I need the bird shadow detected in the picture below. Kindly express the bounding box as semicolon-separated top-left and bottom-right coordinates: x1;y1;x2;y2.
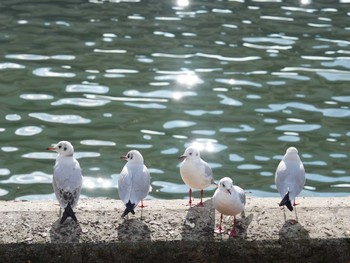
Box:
181;199;215;241
279;219;310;244
117;218;151;242
213;212;254;239
234;213;254;239
49;218;82;243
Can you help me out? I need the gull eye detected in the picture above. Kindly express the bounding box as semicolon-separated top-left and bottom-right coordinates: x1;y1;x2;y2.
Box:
189;152;192;156
222;183;226;188
58;145;62;149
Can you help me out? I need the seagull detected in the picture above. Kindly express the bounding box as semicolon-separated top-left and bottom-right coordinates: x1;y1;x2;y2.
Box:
212;177;246;237
275;146;305;221
178;146;216;207
118;150;152;218
47;141;83;224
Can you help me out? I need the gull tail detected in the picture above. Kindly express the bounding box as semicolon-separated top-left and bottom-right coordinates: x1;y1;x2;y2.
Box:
60;203;77;224
279;191;293;211
122;201;136;217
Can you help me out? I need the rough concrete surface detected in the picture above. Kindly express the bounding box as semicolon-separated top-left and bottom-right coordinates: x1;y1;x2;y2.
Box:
0;197;350;262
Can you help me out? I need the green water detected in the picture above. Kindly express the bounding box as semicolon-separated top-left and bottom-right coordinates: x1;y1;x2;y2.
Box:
0;0;349;201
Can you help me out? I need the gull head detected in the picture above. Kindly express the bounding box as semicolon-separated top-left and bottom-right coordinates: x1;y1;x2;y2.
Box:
121;150;144;164
178;146;200;161
218;177;233;195
284;146;300;161
47;141;74;156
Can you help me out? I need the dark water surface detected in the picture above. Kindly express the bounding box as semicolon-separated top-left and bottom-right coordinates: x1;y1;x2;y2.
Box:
0;0;349;201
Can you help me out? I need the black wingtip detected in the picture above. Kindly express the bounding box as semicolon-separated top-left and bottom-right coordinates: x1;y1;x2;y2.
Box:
121;201;136;217
279;191;293;211
60;203;77;224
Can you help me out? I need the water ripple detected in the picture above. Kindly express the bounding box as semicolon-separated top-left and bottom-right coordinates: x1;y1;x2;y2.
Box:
29;113;91;124
22;151;100;160
51;98;110;107
33;67;75;78
0;171;51;184
66;84;109;94
215;78;262;88
15;126;43;136
256;102;350;118
163;120;196;129
184;110;223;116
276;124;321;132
80;140;116;146
124;89;197;99
0;62;25;70
85;94;168;103
6;54;49;60
217;94;243;106
20;94;54;100
0;169;10;176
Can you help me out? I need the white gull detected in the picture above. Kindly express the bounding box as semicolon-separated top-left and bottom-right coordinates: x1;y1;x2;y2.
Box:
275;146;305;221
47;141;83;224
212;177;246;237
178;146;215;207
118;150;152;218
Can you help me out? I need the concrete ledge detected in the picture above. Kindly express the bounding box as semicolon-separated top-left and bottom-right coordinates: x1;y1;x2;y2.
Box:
1;197;350;262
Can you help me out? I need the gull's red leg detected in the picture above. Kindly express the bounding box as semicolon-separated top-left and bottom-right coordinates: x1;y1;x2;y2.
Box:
294;198;299;206
214;214;224;234
188;188;193;206
139;200;146;208
229;216;238;237
196;189;204;207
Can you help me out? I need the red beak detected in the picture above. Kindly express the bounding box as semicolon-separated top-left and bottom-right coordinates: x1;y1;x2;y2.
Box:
47;147;56;151
178;155;186;160
120;156;128;160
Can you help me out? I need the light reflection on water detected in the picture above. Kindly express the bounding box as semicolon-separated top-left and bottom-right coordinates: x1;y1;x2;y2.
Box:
0;0;349;201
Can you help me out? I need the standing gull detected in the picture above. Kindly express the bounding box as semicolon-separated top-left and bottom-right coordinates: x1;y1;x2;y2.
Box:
178;146;215;207
212;177;246;237
47;141;83;224
275;146;305;221
118;150;151;218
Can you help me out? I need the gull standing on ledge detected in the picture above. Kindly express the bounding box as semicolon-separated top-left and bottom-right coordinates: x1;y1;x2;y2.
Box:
47;141;83;224
178;146;215;207
118;150;151;218
212;177;246;237
275;146;305;221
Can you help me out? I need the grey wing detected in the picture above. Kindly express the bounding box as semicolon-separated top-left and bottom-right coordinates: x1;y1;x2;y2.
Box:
289;162;306;196
53;160;82;208
118;165;132;204
203;160;215;183
275;161;288;196
235;186;246;205
130;165;151;205
240;191;246;205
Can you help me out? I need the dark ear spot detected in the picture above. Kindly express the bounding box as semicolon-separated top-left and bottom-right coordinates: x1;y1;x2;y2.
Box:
64;147;67;151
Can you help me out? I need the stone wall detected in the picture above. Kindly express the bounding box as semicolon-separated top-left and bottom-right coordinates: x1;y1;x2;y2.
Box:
1;197;350;262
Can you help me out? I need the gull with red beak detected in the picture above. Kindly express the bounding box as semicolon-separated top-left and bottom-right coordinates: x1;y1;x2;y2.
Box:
212;177;246;237
47;141;83;224
118;150;152;218
178;146;216;207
